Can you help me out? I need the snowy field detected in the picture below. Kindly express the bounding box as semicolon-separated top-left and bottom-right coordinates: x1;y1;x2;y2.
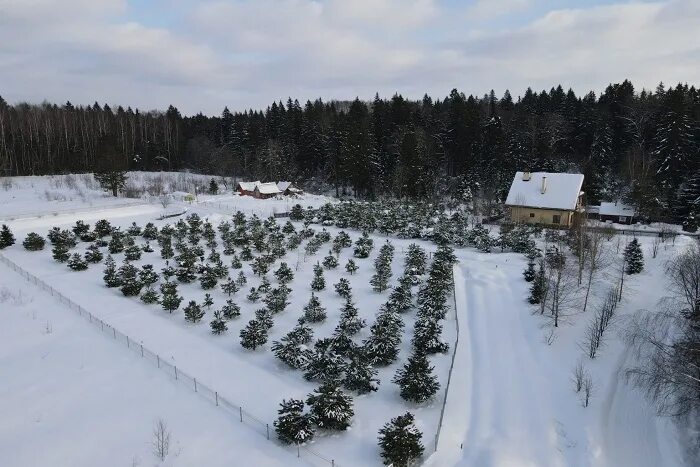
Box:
0;173;694;467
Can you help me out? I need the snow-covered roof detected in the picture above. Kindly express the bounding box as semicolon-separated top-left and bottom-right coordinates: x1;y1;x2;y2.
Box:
505;172;584;211
238;181;260;191
277;181;292;192
256;182;281;195
598;202;635;217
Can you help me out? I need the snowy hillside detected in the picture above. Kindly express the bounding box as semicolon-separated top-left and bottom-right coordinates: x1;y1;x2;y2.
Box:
0;172;693;467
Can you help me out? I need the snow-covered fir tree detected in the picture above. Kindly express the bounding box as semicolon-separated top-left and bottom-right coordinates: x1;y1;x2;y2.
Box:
184;300;205;323
239;318;268;350
304;338;346;383
392;351;440;403
274;399;315;445
353;233;374;258
311;263;326;291
247;286;261;302
199;265;219;289
272;330;314;370
523;258;536;282
528;261;546;304
363;306;404;366
84;243;103;263
140;286;160;304
345;258;359;275
102;255;120;287
67;253;88;271
22;232;45;251
624;238;644;274
322;251;339;269
258;275;272;294
142;222;158;240
139;264;159;287
264;286;290;314
118;262;143;296
377;412;424;466
221;277;239;296
52;243;70;263
334;278;352;299
403;243;427;276
337;299;365;335
306;381;354;431
275;262;294;284
343;351;379;394
203;293;214;310
221;299;241;319
210;310;228;334
303;293;327;323
412;316;449;354
255;308;274;330
160;281;183;313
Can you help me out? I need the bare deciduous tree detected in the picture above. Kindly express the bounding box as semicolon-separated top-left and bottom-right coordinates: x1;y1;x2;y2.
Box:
582;374;593;407
572;360;586;393
152;418;171;461
582;229;611;313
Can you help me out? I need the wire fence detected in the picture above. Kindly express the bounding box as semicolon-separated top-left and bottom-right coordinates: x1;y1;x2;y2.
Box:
0;253;339;467
432;266;460;452
197;200;291;219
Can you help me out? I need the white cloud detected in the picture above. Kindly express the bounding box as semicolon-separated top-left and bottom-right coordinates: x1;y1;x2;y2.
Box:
467;0;533;20
0;0;698;114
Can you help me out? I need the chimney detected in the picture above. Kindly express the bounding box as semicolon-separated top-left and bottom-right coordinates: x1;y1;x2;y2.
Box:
540;176;547;194
522;171;531;181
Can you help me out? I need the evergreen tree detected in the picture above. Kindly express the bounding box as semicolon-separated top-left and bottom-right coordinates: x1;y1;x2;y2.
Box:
370;265;391;292
209;178;219;194
353;233;374;258
240;319;268;350
142;241;154;253
184;300;205;323
221;277;239;296
94;219;112;238
210;310;228;334
345;258;359;275
235;271;247;286
337;299;365;335
255;308;274;330
412;317;449;354
306;382;354;431
311;263;326;291
392;352;440;403
363;307;404;366
67;253;88;271
203;293;214;310
523;258;536;282
322;251;339;269
127;222;142;236
272;330;314;370
258;275;272;294
275;262;294;284
343;351;379;394
528;262;546;305
377;412;424;466
140;286;160;304
160;281;183;313
52;243;70;263
247;286;261;302
108;233;124;254
160;238;174;260
85;243;103;263
118;262;143;296
138;264;159;287
22;232;45;251
387;282;413;313
221;299;241;319
231;254;243;269
304;338;346;382
103;255;121;287
199;265;219;289
274;399;315;445
624;238;644;274
303;293;327;323
404;243;427;276
264;286;290;314
142;222;159;240
123;245;142;261
334;278;352;299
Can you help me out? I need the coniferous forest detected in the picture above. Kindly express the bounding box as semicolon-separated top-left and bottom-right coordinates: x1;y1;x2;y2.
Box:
1;80;699;222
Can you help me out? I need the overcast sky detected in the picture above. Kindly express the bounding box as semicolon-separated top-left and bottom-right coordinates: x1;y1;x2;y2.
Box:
0;0;698;115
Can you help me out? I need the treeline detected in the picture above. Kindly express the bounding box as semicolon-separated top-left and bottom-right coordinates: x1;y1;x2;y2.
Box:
1;80;699;221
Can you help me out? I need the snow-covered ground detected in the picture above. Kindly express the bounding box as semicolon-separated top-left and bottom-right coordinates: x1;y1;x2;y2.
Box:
0;261;305;467
0;173;693;467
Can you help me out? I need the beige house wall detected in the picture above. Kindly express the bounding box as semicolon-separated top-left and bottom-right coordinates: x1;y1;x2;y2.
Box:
509;206;574;227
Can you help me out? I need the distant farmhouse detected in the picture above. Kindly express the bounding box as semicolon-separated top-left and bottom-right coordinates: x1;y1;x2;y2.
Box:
236;180;302;199
505;171;585;227
588;202;636;225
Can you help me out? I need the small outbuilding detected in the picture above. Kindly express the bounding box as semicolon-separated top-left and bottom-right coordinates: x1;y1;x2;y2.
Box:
588;202;636;225
254;182;281;199
237;181;260;197
277;181;302;196
505;171;585;227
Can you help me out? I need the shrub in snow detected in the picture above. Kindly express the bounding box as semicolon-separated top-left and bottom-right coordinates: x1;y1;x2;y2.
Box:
142;222;158;240
624;239;644;274
274;262;294;284
310;263;325;291
221;299;241;320
94;219;112;237
67;253;88;271
353;233;374;258
306;381;354;431
304;338;346;383
140;286;160;304
322;252;339;269
184;300;205;323
118;262;143;297
274;399;315;445
210;310;228;334
392;351;440;403
336;299;365;335
345;258;359;275
72;220;90;237
103;255;121;287
52;243;70;263
303;293;326;323
22;232;45;251
160;281;183;313
377;412;424;466
343;351;379;394
139;264;159;287
247;287;261;302
240;319;268;350
127;222;142;236
84;244;103;263
334;278;352;299
142;241;154;253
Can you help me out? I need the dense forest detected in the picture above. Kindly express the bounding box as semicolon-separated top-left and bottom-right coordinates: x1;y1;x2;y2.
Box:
1;80;698;222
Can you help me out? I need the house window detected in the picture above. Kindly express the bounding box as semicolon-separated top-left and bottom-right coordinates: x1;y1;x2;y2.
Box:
529;213;535;218
552;214;561;224
619;216;627;223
